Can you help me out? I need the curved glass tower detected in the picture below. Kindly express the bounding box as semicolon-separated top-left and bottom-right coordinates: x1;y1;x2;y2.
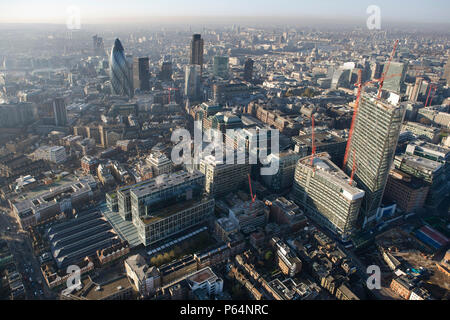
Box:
110;38;133;98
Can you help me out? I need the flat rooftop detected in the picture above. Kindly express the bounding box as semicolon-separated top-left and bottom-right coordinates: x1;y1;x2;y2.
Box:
187;267;218;284
298;152;365;200
141;196;211;225
293;132;347;147
400;154;443;172
131;170;204;198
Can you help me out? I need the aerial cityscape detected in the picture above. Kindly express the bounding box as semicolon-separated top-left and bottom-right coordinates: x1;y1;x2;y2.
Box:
0;0;449;308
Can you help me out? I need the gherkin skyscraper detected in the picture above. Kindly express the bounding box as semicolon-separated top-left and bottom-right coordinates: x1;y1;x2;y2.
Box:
110;38;133;98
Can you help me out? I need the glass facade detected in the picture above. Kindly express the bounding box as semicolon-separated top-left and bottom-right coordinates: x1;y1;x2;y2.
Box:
110;38;133;98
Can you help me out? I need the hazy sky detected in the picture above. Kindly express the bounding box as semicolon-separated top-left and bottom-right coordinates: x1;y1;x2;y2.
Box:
0;0;449;25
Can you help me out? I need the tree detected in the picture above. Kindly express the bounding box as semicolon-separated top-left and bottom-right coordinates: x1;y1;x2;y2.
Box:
265;250;273;261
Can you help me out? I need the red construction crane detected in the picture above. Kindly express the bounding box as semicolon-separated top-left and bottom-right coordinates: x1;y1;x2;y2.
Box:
343;69;363;169
425;83;437;107
167;87;179;104
310;115;316;170
248;174;257;204
377;39;399;99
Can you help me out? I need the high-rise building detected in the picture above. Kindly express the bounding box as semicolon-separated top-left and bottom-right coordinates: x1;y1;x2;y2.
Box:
133;57;150;92
160;61;173;82
185;64;201;101
0;102;36;128
53;97;68;126
292;153;365;239
344;93;406;226
244;58;254;82
92;35;105;56
382;61;408;94
409;77;423;102
110;39;134;99
190;34;204;74
213;56;229;79
394;154;447;208
444;56;450;86
370;62;383;80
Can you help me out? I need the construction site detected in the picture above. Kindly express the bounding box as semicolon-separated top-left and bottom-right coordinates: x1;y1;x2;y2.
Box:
357;226;449;300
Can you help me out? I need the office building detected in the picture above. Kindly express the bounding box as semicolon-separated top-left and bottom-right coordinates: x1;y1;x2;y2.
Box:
405;140;450;164
444;56;450;86
344;93;405;225
12;176;96;228
213;82;249;104
185;267;223;299
384;170;429;213
408;77;423;102
401;122;440;143
190;34;204;74
33;145;67;164
293;132;347;166
117;184;134;221
293;153;365;239
160;61;173;82
146;152;173;177
92;35;105;56
53;97;68;126
382;61;407;94
199;154;250;198
127;171;213;246
244;58;254;82
62;275;133;300
125;254;160;296
133;57;150;91
213;56;229;79
394;153;448;208
267;197;307;231
185;64;201;101
228;198;269;233
262;151;301;191
0;102;36;128
110;38;134;98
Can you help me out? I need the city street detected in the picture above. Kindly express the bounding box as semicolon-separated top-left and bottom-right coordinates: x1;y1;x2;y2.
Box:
0;206;56;299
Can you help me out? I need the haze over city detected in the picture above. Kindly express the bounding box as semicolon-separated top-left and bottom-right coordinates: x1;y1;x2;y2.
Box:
0;0;449;25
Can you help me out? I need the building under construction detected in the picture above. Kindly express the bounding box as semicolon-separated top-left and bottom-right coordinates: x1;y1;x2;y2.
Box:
344;93;406;226
292;152;365;239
